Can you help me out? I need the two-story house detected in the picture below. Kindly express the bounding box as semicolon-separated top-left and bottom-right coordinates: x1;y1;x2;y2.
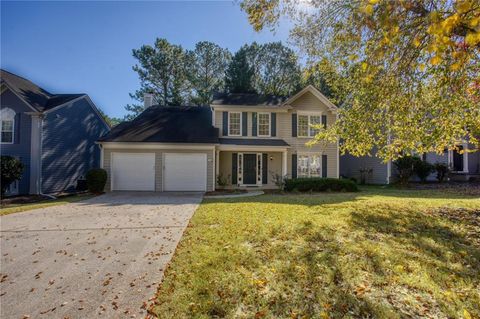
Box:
0;69;110;195
98;85;339;191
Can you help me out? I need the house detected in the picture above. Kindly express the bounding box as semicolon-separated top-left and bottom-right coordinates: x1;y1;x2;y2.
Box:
340;145;480;184
0;69;110;195
98;85;339;191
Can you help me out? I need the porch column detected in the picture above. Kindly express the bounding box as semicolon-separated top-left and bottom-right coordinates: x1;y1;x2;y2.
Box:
215;150;220;188
282;150;288;178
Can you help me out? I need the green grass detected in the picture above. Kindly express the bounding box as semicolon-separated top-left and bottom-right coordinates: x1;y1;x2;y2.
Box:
0;193;95;216
152;186;480;319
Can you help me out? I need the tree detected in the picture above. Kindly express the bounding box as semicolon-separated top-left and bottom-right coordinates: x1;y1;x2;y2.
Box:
98;109;122;127
255;42;302;96
1;156;24;197
226;42;302;96
126;38;190;119
225;45;257;93
241;0;480;161
187;41;231;105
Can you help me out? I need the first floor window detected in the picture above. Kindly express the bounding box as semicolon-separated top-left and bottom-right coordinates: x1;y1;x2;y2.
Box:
297;154;321;177
229;112;241;136
1;120;13;143
1;107;15;143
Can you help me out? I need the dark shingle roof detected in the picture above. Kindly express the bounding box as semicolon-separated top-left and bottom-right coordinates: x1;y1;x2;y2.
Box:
99;106;219;144
212;93;288;106
219;138;289;147
0;69;84;112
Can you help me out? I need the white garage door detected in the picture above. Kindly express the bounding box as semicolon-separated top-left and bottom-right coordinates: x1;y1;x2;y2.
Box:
111;153;155;191
164;153;207;191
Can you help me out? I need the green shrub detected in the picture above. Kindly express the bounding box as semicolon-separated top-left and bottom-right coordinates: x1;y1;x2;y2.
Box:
86;168;107;193
284;178;358;192
434;162;449;183
394;156;421;185
414;159;434;182
1;156;24;197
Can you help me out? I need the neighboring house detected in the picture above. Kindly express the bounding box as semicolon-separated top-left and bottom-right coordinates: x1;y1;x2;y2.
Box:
340;144;480;184
0;69;110;195
98;85;339;192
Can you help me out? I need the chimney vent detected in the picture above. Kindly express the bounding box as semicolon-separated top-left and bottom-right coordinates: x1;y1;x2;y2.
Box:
144;93;154;108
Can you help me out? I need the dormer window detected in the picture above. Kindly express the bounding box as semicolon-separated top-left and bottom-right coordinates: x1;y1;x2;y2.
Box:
258;113;270;137
228;112;241;136
1;108;15;144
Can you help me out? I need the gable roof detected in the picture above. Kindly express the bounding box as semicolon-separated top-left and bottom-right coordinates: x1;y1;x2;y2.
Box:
99;106;219;144
0;69;84;112
211;93;288;106
283;85;338;112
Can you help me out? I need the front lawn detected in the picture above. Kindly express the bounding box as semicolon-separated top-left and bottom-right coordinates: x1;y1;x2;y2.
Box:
152;186;480;318
0;193;95;216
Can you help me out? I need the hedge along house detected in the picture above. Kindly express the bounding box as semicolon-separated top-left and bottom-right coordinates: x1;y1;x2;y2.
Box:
0;69;110;195
97;85;339;192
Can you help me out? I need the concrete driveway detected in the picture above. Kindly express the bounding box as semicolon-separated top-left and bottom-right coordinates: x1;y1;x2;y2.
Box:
0;192;203;319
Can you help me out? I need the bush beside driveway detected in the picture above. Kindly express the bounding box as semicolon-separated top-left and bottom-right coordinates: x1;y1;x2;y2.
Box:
152;186;480;318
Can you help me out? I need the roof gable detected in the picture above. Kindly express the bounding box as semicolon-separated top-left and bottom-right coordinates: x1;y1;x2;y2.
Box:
0;69;85;112
283;85;338;113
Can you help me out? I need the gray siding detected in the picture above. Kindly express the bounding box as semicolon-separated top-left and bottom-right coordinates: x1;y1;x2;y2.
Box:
467;144;480;174
340;153;389;184
0;89;33;194
41;98;109;194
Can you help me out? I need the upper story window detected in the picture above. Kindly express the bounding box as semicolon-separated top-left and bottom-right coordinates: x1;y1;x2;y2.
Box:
228;112;241;136
1;108;15;144
298;113;321;138
258;113;270;137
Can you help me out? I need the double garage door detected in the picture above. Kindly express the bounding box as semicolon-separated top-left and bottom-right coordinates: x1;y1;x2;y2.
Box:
111;152;207;191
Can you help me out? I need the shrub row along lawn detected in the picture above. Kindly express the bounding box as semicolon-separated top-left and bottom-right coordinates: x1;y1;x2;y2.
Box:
152;186;480;319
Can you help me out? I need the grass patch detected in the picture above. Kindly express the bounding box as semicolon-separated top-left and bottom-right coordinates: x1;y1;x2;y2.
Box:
0;193;95;216
152;186;480;318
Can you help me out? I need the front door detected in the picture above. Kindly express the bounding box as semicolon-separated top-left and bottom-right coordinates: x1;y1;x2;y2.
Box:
453;146;464;172
243;154;257;185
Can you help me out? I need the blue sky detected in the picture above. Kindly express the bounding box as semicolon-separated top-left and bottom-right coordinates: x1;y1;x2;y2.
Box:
1;1;290;118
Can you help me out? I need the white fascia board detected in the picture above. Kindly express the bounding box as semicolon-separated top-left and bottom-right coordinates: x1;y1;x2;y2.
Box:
99;142;217;151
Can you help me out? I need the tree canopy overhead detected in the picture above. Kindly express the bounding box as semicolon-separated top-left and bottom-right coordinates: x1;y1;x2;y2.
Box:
126;39;303;119
241;0;480;160
187;41;232;106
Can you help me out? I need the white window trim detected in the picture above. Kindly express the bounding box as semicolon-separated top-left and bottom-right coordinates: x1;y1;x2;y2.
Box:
257;112;271;137
448;143;469;173
228;111;242;137
297;112;322;138
297;152;323;178
1;108;15;144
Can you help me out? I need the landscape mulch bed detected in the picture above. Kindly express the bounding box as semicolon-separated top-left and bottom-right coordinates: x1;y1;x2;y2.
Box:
1;195;52;206
205;189;248;196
